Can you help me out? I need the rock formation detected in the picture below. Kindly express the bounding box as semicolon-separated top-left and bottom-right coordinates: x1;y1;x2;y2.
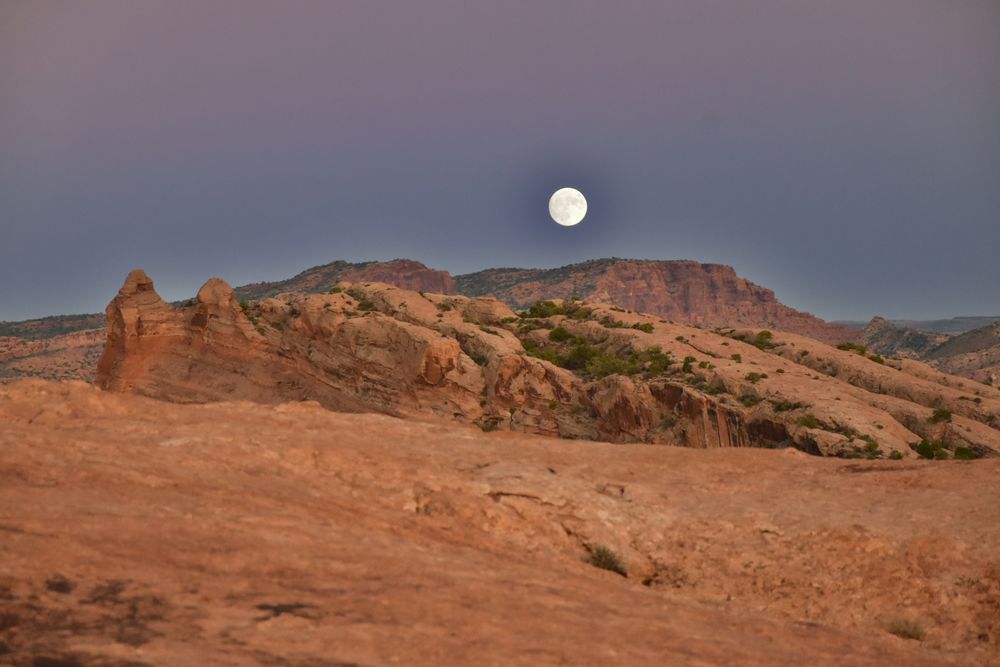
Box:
455;258;857;344
95;270;1000;459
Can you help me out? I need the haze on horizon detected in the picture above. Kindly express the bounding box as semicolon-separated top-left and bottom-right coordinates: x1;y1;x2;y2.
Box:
1;1;998;323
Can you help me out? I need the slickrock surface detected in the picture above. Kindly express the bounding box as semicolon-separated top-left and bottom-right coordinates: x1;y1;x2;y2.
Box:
1;380;998;666
456;259;856;343
95;270;1000;458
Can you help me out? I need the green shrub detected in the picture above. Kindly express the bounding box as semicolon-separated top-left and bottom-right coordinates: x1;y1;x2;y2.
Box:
775;368;785;373
915;439;948;459
773;400;806;412
730;353;742;363
797;413;822;429
954;446;977;460
239;300;250;312
738;392;762;407
329;286;344;294
548;326;572;342
356;299;376;312
751;330;776;350
632;322;654;334
682;356;697;373
744;372;768;384
599;315;626;329
437;302;453;312
587;545;627;577
889;450;904;460
868;354;885;364
928;408;952;424
837;342;867;355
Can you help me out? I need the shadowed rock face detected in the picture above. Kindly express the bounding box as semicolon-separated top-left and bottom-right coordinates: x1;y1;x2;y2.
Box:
95;270;1000;458
2;379;998;666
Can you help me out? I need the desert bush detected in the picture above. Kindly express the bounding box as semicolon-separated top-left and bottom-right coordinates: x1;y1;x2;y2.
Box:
744;372;768;384
868;354;885;364
885;618;924;641
599;315;626;329
738;392;762;407
954;446;977;460
730;353;742;363
548;326;572;342
888;450;904;460
915;439;948;459
631;322;654;333
797;413;822;429
682;356;697;373
751;330;776;350
928;408;952;424
587;545;627;577
837;342;867;355
329;286;344;294
773;400;806;412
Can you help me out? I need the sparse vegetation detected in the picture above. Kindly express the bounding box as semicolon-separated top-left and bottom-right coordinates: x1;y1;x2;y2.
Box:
889;450;904;460
797;413;822;429
548;326;572;342
744;372;768;384
885;618;924;641
868;354;885;364
773;400;806;412
750;330;776;350
738;392;762;407
587;545;627;577
329;286;344;294
915;439;949;460
730;353;742;363
954;446;977;460
837;342;867;355
632;322;654;333
928;408;952;424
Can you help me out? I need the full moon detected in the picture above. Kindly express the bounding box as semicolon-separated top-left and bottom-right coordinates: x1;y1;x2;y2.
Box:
548;187;587;227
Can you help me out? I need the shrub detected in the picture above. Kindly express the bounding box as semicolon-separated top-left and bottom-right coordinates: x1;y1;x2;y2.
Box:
587;545;627;577
632;322;654;334
356;299;376;312
548;400;558;410
548;326;572;342
744;372;768;384
885;618;924;641
437;302;453;312
599;315;626;329
730;353;742;363
329;286;344;294
837;342;867;355
751;330;776;350
239;300;250;312
682;356;697;373
773;400;806;412
915;439;948;459
797;413;822;429
889;450;904;460
954;447;977;460
868;354;885;364
738;392;762;407
775;368;785;373
928;408;952;424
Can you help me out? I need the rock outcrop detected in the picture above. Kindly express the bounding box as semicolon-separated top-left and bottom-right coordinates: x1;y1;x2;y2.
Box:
0;328;104;383
859;316;949;359
94;270;1000;459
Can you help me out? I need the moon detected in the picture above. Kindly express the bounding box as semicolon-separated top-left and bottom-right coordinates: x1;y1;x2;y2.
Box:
548;187;587;227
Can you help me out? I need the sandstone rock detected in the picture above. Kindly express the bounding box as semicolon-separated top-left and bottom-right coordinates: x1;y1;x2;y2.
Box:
1;379;996;665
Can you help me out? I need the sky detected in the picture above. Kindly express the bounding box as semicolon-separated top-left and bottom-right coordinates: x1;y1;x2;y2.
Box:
1;1;998;322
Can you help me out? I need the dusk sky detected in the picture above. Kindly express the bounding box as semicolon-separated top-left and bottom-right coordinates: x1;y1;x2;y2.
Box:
2;1;998;322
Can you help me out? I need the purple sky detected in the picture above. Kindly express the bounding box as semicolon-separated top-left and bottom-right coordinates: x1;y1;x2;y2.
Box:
2;0;998;321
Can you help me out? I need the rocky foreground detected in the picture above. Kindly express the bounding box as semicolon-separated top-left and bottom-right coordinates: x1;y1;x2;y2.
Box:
1;379;998;666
